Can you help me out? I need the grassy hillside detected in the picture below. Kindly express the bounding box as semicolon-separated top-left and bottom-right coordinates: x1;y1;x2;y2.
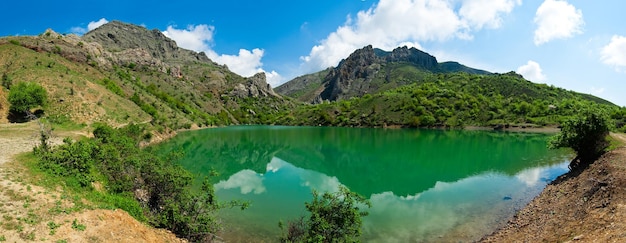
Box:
0;40;150;129
276;72;626;129
0;24;294;132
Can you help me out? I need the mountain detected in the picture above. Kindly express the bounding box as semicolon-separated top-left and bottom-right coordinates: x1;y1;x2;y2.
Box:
0;21;291;130
275;45;490;103
0;21;623;132
273;46;623;128
276;70;623;128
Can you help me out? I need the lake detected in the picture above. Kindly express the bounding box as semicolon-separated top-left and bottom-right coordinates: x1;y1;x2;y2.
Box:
156;126;572;242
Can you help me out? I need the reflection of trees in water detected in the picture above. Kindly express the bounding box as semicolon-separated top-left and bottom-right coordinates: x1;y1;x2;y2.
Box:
155;126;571;196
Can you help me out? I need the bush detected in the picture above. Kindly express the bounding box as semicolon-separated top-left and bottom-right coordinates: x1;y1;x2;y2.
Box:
549;110;610;169
280;186;370;243
8;82;48;114
34;124;246;241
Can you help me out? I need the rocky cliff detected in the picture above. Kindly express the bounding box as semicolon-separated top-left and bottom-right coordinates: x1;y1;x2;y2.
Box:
276;45;490;103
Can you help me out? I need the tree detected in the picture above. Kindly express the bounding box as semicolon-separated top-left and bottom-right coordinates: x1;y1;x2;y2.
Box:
8;82;48;114
280;186;371;243
549;110;610;170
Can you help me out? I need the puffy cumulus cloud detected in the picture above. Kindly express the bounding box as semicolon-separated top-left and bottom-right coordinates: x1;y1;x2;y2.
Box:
601;35;626;72
162;24;283;86
162;24;214;52
516;60;547;82
206;48;283;87
459;0;521;29
300;0;521;73
533;0;584;46
70;18;109;35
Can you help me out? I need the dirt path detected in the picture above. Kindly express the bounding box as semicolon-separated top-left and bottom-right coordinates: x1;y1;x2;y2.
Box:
482;133;626;242
0;122;184;242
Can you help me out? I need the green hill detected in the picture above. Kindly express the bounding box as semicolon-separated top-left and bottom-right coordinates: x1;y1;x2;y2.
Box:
275;71;625;128
0;21;294;133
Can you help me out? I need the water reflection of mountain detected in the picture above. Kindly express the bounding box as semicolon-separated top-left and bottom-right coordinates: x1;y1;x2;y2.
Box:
155;126;571;196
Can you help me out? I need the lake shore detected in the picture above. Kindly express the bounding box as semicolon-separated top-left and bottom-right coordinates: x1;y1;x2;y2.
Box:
481;133;626;242
4;121;623;242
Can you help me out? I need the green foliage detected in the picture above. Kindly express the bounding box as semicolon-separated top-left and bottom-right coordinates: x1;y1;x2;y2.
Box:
47;221;61;235
71;219;86;231
1;73;11;89
280;186;371;243
278;72;623;129
7;82;48;114
102;78;124;97
33;124;246;242
549;110;610;169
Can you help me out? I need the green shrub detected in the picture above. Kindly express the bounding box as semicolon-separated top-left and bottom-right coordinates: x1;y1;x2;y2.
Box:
549;110;610;169
34;124;246;242
280;186;370;242
8;82;48;114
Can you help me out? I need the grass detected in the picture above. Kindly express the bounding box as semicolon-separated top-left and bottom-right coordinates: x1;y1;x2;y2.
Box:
607;133;625;151
48;221;61;235
71;219;86;231
16;149;147;223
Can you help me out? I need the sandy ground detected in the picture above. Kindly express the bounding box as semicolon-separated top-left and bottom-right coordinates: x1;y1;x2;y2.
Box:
0;121;184;243
481;133;626;243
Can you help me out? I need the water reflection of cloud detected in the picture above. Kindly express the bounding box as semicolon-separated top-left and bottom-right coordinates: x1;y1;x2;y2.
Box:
215;169;266;194
515;162;569;187
364;173;525;242
266;158;285;173
270;157;342;193
516;167;543;186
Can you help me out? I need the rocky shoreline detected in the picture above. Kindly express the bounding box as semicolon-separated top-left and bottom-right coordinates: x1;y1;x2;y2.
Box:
481;133;626;242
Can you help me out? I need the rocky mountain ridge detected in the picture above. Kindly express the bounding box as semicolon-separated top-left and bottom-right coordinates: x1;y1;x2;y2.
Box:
1;21;285;129
276;45;490;103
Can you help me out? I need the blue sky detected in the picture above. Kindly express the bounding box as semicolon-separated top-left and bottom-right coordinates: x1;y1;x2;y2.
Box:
2;0;625;106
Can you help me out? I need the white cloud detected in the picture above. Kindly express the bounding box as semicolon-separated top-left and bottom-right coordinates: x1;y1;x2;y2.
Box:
533;0;584;45
516;60;547;82
162;25;213;52
300;0;521;74
87;18;109;31
71;18;109;35
162;24;283;85
459;0;521;29
601;35;626;72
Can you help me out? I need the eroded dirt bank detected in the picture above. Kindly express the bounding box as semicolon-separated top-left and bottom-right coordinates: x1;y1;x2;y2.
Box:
482;134;626;243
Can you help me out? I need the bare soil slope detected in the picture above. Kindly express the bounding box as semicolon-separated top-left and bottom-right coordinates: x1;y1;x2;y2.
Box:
482;134;626;243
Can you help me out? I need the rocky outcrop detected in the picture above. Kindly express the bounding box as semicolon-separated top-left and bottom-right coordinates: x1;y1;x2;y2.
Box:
83;21;210;64
386;46;438;70
230;72;279;98
318;45;382;101
312;45;440;102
